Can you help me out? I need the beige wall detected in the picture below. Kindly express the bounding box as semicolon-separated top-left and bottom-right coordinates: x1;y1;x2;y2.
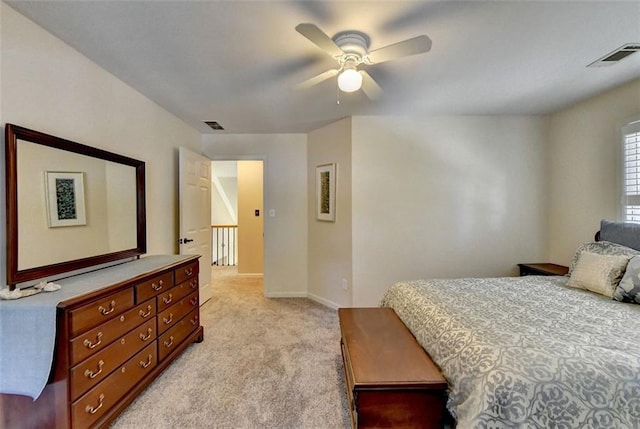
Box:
548;78;640;265
211;161;237;226
307;118;353;308
351;116;550;306
201;134;308;297
17;142;112;269
211;186;236;226
105;162;138;251
237;161;264;275
6;0;636;306
1;4;201;285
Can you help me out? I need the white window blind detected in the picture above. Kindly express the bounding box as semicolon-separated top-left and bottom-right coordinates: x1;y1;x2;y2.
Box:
623;121;640;223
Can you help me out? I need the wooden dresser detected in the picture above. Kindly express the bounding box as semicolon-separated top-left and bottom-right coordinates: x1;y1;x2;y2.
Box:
0;255;203;429
338;308;447;429
518;263;569;277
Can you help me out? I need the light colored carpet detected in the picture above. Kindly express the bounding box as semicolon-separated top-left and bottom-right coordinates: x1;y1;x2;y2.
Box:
110;267;351;429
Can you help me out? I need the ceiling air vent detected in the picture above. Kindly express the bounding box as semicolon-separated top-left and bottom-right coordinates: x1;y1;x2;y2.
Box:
588;43;640;67
204;121;224;130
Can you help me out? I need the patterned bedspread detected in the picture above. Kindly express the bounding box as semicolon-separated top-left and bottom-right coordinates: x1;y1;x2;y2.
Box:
380;276;640;428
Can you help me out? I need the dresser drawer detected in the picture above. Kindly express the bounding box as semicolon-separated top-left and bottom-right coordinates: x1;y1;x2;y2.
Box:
70;299;156;365
135;272;173;303
158;308;199;361
69;289;134;337
174;261;198;285
70;318;156;401
157;277;198;312
157;290;199;335
71;343;157;429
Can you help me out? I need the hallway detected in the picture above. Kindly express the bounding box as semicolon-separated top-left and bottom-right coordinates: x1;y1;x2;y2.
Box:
111;263;349;428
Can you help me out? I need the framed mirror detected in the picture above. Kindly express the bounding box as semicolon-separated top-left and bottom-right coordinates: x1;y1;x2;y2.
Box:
5;124;146;287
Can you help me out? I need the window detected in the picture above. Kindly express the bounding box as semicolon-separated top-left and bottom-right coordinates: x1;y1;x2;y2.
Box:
622;121;640;223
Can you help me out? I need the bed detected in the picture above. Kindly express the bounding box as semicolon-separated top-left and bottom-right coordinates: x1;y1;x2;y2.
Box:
380;220;640;428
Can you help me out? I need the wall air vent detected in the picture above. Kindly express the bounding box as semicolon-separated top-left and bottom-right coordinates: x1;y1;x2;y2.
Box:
588;43;640;67
204;121;224;130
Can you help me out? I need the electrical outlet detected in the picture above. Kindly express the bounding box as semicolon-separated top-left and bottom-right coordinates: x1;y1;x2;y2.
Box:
341;278;348;290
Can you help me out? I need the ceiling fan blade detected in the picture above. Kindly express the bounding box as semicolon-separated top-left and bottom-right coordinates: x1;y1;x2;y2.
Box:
296;69;339;90
360;71;382;100
295;23;343;57
367;35;432;64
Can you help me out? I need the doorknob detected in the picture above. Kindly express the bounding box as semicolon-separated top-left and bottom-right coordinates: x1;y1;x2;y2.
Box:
179;238;194;244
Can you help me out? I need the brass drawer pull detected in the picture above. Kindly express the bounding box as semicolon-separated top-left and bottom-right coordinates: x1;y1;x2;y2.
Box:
98;300;116;316
84;360;104;379
85;393;104;415
163;314;173;325
139;328;153;341
139;354;153;369
190;297;198;306
189;280;197;289
139;305;152;318
83;332;103;349
190;315;199;326
185;267;193;276
163;336;174;348
162;293;173;305
151;279;164;291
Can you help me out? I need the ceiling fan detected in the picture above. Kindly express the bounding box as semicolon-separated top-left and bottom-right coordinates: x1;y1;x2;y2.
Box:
295;23;432;100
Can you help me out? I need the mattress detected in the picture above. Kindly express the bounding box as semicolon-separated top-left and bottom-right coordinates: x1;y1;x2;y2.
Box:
381;275;640;428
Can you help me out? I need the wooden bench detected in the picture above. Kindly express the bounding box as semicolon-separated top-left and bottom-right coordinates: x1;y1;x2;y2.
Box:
338;307;447;429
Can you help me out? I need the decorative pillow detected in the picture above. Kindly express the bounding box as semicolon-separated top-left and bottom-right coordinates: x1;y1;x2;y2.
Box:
600;219;640;251
613;255;640;303
567;241;640;276
566;251;631;297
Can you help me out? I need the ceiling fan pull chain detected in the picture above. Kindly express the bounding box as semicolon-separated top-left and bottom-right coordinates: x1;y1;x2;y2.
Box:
336;81;340;105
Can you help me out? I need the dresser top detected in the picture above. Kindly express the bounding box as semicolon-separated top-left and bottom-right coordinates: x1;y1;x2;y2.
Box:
57;255;199;308
0;254;198;400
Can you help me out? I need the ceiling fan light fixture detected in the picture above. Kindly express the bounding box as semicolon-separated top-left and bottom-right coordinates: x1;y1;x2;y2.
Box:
295;23;431;99
338;68;362;92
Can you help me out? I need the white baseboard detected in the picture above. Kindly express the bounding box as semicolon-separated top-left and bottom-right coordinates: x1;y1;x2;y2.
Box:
263;291;341;310
199;284;212;306
265;291;307;298
236;273;263;279
307;292;340;310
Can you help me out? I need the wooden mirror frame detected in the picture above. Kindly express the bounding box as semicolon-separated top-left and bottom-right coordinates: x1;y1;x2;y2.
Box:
5;124;146;287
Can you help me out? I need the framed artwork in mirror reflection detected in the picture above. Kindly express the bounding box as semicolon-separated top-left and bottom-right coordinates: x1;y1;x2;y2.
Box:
316;163;336;222
45;171;86;227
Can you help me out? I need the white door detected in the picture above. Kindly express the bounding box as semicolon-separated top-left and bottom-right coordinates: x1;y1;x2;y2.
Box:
179;147;212;304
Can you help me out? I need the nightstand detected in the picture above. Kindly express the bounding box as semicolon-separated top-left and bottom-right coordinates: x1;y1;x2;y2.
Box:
518;263;569;277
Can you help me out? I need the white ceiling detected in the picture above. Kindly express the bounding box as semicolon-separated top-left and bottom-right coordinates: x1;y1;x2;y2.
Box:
6;1;640;134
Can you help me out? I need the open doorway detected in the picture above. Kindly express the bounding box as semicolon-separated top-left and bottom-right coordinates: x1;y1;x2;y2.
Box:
211;160;264;278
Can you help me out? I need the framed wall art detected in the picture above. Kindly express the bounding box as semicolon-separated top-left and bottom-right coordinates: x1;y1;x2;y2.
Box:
45;171;87;227
316;163;336;222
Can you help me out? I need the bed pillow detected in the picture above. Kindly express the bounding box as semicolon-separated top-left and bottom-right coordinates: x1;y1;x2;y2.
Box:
613;255;640;303
600;219;640;251
566;251;631;297
567;240;640;276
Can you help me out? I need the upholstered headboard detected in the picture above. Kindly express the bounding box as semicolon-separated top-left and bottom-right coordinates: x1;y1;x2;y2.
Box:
595;219;640;251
